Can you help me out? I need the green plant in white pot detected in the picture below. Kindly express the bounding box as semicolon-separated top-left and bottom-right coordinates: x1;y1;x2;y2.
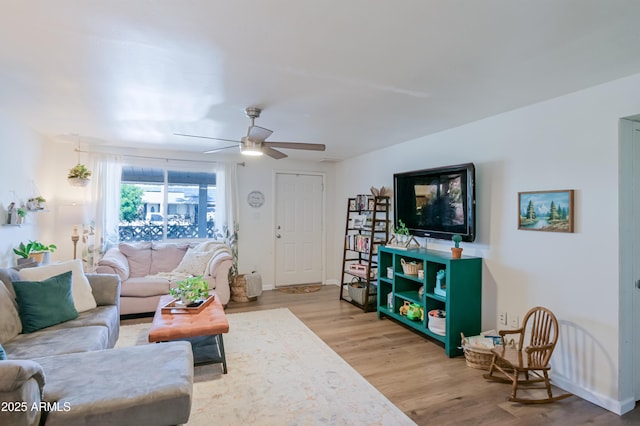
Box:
393;219;410;245
68;163;92;187
169;276;210;306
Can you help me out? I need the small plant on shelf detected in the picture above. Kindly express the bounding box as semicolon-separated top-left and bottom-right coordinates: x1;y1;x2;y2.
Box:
391;219;410;245
16;208;27;223
451;234;463;259
169;276;210;306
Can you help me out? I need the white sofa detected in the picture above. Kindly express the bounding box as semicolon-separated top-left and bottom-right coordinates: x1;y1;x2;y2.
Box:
96;241;233;315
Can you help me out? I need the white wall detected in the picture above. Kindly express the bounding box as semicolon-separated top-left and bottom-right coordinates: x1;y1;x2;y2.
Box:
0;113;47;266
332;73;640;413
237;157;337;288
38;141;339;288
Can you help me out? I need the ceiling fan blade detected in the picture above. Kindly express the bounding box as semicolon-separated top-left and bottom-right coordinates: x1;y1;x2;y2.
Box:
204;145;239;154
264;141;326;151
247;125;273;142
174;133;240;144
263;146;288;159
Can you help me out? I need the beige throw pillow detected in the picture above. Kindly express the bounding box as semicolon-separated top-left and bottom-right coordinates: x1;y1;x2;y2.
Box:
18;259;97;312
173;248;214;276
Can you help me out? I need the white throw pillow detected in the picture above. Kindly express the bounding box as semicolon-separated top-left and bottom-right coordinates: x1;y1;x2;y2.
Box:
19;259;97;312
173;248;214;276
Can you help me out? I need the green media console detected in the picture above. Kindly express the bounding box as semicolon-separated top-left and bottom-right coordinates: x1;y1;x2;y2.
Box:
377;246;482;357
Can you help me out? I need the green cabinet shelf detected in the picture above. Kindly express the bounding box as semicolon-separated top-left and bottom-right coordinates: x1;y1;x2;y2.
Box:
376;246;482;357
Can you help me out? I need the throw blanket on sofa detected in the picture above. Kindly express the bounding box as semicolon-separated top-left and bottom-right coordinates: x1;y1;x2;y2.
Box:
146;241;233;282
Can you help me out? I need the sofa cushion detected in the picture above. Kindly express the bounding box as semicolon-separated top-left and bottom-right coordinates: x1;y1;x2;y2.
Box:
150;243;189;275
0;281;22;344
173;248;215;276
120;277;172;297
37;342;193;426
45;305;120;349
98;248;130;281
18;260;97;313
3;325;110;360
13;271;79;333
120;242;152;277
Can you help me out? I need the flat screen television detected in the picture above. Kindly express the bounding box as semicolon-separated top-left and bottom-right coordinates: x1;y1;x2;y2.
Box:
393;163;476;242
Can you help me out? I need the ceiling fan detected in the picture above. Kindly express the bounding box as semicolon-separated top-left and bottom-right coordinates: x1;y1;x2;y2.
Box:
174;107;326;159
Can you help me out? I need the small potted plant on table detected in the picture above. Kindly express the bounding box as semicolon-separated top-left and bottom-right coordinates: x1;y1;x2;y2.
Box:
169;276;210;307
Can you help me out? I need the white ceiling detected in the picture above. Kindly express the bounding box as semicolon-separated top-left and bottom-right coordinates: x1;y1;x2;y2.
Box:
2;1;640;161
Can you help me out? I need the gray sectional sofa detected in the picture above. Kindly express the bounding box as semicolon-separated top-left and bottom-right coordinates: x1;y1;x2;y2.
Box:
0;268;194;426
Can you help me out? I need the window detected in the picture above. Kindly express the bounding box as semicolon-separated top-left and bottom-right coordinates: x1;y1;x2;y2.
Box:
119;166;216;241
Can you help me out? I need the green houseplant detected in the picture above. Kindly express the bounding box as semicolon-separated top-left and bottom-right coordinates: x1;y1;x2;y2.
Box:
169;276;210;305
451;234;463;259
13;240;57;264
16;208;27;224
392;219;410;244
68;163;92;187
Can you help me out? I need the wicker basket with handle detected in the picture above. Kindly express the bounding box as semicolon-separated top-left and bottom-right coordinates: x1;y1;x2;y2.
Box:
460;333;514;370
400;258;423;276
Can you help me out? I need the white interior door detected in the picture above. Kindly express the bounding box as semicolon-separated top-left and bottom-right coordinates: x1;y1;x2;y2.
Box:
275;172;323;287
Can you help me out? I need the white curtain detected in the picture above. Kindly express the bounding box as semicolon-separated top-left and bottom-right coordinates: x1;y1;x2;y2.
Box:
215;161;239;231
83;153;122;271
215;161;239;274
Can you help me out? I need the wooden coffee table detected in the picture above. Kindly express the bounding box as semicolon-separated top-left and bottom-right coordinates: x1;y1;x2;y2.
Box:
148;294;229;373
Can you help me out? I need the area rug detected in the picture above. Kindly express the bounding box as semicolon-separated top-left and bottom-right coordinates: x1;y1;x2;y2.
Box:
116;308;415;425
276;284;322;294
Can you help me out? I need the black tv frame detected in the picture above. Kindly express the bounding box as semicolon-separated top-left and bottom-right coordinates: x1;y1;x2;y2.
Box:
393;163;476;242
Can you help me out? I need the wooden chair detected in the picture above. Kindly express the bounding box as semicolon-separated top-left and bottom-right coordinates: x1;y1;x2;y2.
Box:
483;306;572;403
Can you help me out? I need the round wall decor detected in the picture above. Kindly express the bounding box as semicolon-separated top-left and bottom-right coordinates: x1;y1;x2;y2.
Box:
247;190;265;208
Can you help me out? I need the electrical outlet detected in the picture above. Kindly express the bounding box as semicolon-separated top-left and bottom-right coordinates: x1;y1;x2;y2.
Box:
498;312;507;326
509;314;519;328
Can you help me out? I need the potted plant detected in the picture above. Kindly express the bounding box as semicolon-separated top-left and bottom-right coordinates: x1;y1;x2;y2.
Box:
451;234;463;259
393;219;410;245
27;196;46;210
16;208;27;224
68;163;92;187
13;240;57;265
169;276;210;306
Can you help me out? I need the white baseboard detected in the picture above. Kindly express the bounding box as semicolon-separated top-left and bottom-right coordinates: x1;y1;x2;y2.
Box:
551;375;636;415
324;279;339;286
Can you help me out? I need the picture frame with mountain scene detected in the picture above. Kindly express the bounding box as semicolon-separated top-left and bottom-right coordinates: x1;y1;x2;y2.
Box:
518;189;574;233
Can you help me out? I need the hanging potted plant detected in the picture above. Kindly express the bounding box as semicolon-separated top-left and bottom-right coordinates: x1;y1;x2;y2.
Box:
68;163;92;187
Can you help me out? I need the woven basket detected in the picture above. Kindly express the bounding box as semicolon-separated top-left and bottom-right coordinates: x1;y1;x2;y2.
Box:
400;258;423;276
460;333;513;370
347;282;377;305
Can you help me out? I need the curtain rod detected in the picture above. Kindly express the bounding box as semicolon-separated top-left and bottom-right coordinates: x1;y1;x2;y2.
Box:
74;148;245;167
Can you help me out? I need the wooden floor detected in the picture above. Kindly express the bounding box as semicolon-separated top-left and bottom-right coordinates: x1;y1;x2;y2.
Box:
126;285;640;425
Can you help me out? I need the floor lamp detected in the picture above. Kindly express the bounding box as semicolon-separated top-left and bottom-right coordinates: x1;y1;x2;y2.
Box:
71;225;80;260
59;203;86;261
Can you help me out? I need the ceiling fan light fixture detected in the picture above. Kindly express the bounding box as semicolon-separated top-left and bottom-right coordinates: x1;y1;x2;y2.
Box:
240;137;263;156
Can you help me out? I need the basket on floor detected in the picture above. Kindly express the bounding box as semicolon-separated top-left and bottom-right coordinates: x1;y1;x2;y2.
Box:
460;333;513;371
347;281;377;305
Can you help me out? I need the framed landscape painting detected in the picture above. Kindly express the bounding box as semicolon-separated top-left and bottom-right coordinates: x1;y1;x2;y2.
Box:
518;189;574;233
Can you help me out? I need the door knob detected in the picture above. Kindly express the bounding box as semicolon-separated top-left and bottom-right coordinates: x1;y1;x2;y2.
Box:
276;234;281;238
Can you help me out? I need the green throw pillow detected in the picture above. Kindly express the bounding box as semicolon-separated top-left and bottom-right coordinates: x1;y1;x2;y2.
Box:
13;271;79;333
